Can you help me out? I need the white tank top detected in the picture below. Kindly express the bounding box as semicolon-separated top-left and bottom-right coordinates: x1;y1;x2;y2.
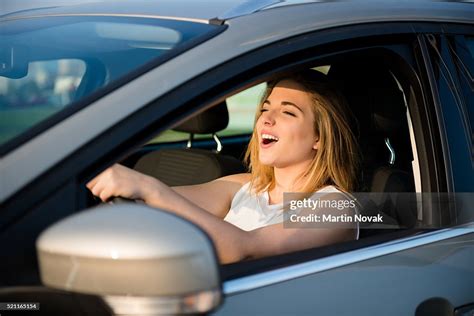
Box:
224;182;360;239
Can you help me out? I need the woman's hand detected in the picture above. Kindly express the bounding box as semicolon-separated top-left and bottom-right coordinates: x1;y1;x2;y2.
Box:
86;164;158;202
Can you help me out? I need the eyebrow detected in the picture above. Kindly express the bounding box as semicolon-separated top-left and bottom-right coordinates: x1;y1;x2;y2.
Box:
263;100;304;113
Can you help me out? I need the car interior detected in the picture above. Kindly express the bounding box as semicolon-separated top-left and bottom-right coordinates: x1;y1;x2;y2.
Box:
132;102;246;186
119;51;417;240
327;55;417;235
110;49;421;278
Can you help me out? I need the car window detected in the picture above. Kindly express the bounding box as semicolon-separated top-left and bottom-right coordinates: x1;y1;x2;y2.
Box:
150;66;331;144
0;16;219;149
149;83;267;143
448;35;474;137
0;59;86;145
426;33;473;193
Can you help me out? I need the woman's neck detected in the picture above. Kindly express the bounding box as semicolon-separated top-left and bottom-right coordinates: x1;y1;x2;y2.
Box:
273;160;312;190
268;160;312;204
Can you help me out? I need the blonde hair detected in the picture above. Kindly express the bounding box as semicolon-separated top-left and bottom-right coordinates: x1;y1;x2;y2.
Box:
244;69;360;194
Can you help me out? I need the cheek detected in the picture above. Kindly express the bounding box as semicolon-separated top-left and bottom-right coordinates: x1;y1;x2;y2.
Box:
289;121;317;147
290;118;313;137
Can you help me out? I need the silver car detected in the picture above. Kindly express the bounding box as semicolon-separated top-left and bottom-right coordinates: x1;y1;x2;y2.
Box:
1;1;473;315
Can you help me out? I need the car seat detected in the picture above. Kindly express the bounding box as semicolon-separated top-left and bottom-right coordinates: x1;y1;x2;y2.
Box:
328;58;417;234
134;102;246;186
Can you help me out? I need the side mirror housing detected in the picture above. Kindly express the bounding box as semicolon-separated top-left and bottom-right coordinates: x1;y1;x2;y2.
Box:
36;204;222;315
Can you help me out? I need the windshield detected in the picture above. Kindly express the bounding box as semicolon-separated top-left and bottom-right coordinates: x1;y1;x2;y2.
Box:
0;16;219;150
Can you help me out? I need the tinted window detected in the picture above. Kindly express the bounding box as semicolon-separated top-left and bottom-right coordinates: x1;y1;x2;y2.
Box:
0;16;218;148
427;34;473;192
448;35;474;138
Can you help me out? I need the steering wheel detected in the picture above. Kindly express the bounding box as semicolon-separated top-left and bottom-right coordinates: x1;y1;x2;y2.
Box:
108;197;137;204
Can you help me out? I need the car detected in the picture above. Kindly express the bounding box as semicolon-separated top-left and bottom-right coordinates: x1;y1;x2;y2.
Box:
1;0;473;315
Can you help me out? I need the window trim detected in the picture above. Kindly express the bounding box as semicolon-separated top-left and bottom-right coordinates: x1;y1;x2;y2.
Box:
413;32;451;195
391;74;424;221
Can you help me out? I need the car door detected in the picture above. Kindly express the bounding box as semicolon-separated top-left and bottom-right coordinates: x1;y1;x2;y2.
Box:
212;23;474;316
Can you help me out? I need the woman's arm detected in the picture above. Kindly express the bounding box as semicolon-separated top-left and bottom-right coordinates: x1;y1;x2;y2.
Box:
134;178;356;264
171;173;250;218
86;164;251;263
87;165;356;263
86;164;249;218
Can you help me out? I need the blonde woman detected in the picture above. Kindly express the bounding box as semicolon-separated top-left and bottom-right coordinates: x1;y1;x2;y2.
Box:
87;69;360;264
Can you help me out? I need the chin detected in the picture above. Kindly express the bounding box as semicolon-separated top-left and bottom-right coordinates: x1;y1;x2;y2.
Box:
258;156;276;167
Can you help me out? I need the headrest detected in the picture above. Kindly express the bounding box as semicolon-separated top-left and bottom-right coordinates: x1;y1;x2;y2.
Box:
369;72;406;135
173;102;229;134
328;62;406;136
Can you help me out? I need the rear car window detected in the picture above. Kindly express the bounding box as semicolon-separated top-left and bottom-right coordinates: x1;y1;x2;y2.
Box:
449;35;474;137
0;16;219;149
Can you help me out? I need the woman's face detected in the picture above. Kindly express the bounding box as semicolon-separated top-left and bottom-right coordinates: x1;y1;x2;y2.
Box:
256;79;320;169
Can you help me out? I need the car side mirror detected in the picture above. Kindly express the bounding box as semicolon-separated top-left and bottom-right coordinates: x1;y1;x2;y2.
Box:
36;204;222;315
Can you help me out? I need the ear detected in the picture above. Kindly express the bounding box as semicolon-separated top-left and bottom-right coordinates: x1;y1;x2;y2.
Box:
313;138;320;150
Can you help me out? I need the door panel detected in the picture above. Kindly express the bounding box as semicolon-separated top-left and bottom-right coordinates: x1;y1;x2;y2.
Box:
215;233;474;315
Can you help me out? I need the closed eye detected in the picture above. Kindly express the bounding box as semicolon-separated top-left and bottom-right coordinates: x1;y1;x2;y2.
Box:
260;108;268;113
283;111;296;117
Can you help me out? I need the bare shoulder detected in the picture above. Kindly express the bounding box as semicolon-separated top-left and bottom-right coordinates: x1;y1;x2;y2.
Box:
209;173;251;197
213;173;251;186
172;173;251;218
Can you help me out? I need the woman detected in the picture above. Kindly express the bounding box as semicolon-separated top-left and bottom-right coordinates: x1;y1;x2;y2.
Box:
87;69;360;264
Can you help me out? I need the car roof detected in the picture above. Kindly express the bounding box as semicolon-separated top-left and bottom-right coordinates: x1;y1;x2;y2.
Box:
222;0;474;20
0;0;242;23
2;0;473;24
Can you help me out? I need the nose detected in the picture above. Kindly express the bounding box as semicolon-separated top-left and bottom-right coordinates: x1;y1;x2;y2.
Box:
261;110;275;126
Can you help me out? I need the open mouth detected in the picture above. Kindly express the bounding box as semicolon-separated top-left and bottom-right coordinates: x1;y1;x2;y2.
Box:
261;133;279;145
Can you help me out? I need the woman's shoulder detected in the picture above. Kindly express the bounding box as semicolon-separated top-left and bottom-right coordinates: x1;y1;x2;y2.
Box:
316;185;341;193
216;173;251;186
208;173;251;200
313;185;353;200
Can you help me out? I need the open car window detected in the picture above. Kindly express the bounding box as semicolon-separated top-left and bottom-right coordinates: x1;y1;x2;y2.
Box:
124;48;421;246
150;65;332;144
150;82;267;144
